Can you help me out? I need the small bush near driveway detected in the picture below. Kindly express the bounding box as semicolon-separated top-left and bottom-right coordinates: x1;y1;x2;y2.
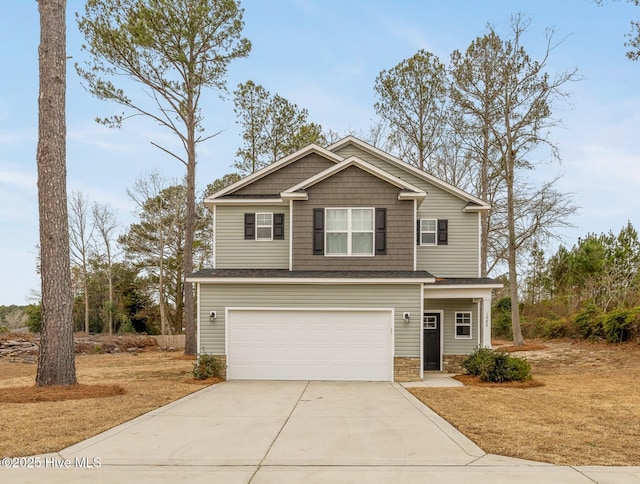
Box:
462;347;532;382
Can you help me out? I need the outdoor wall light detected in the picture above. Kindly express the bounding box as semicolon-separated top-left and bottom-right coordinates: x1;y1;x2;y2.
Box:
209;311;217;322
403;312;411;323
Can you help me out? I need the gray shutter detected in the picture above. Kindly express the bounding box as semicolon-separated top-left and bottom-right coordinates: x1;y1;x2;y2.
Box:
313;208;324;255
244;213;255;240
437;219;448;245
273;213;285;240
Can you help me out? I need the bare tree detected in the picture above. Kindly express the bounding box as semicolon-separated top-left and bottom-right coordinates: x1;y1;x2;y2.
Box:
69;191;93;334
92;203;119;335
125;172;185;335
76;0;251;354
36;0;77;386
487;15;579;345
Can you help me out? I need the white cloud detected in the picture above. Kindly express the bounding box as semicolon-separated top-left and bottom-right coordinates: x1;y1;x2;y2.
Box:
0;163;37;191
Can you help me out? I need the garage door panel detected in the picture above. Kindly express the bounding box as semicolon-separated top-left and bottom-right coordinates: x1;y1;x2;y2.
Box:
227;309;392;381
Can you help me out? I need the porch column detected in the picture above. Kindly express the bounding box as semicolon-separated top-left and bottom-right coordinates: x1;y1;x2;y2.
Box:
482;296;492;348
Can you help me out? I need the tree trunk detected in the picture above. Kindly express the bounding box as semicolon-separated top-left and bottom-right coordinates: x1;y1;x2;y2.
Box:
506;155;525;346
36;0;77;386
83;266;89;334
183;114;197;355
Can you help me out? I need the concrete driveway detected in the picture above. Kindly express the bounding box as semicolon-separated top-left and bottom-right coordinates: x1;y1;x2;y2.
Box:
4;381;640;483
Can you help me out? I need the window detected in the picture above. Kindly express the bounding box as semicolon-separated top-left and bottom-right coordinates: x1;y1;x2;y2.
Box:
455;312;472;339
256;213;273;241
417;218;448;246
325;208;374;256
420;219;437;246
244;213;285;241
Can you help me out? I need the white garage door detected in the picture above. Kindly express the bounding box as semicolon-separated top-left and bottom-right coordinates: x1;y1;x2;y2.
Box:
226;309;393;381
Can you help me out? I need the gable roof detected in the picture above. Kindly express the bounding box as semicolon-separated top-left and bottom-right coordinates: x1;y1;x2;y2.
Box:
206;144;343;201
206;136;490;211
281;156;426;202
327;136;491;211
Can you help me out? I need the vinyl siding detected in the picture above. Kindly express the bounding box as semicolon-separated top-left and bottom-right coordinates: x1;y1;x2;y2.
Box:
198;283;421;357
334;144;480;277
215;205;289;269
416;189;479;277
425;298;478;355
292;165;414;270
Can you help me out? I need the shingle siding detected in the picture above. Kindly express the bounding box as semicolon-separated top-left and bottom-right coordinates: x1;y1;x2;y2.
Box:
231;153;335;196
198;283;421;357
334;144;480;277
292;165;414;270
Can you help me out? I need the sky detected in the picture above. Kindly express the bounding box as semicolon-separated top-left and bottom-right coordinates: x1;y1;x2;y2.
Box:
0;0;639;305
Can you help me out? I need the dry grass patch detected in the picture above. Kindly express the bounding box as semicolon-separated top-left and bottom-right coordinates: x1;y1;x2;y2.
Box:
410;339;640;465
0;351;219;457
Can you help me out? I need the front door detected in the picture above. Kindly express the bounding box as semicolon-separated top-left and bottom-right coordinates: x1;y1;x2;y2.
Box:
423;313;441;371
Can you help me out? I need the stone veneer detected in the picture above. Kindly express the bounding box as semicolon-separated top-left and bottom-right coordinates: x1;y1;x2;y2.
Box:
394;357;421;382
442;355;466;373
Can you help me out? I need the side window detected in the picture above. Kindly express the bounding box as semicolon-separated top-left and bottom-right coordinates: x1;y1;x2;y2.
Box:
417;218;448;246
455;312;472;339
420;219;437;246
256;213;273;241
244;213;285;241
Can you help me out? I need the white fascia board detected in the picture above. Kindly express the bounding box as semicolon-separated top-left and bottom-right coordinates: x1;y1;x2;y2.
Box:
398;191;427;201
208;198;287;206
185;277;435;284
206;144;344;200
281;192;308;201
282;156;426;195
423;284;502;299
328;136;491;210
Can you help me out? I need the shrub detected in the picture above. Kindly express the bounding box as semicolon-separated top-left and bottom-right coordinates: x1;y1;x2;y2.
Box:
574;303;604;340
602;307;640;343
192;353;226;380
462;347;532;383
462;347;495;378
24;304;41;333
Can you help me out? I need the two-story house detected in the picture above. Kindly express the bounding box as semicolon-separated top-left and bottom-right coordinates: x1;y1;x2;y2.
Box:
187;136;501;382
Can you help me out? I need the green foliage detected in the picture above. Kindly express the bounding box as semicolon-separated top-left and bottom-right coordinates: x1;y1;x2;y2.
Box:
601;307;640;343
192;353;226;380
462;348;495;378
463;347;532;383
0;325;8;334
574;303;605;340
374;49;447;170
233;80;326;175
534;317;573;339
117;316;136;334
493;297;512;338
24;304;42;333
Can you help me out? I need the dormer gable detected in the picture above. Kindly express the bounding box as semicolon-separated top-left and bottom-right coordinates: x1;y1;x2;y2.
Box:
281;156;426;203
205;144;343;204
328;136;490;211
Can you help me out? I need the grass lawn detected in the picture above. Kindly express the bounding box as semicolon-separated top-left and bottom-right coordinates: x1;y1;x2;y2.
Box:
409;339;640;466
0;349;218;457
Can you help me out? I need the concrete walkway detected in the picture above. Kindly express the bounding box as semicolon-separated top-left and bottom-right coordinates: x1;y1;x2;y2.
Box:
3;381;640;483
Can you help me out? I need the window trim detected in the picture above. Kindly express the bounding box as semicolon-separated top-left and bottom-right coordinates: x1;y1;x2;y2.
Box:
420;219;437;246
324;207;375;257
454;311;472;340
255;212;274;241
